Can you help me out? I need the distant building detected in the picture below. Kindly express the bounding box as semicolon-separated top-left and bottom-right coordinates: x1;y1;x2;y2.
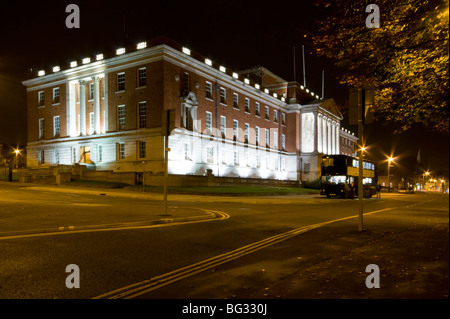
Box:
22;37;354;183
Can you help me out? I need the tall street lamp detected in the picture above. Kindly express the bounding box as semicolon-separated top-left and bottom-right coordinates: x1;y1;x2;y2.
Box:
14;148;21;168
387;156;394;192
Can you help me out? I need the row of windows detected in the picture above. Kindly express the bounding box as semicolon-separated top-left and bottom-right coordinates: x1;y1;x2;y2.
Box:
116;67;146;92
183;143;288;170
205;81;286;125
205;112;286;150
37;68;147;107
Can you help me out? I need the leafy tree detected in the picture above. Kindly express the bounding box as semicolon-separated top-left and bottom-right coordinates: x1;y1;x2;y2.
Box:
312;0;449;132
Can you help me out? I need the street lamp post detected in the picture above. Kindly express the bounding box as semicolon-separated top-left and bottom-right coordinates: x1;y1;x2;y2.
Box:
387;157;393;192
14;149;20;168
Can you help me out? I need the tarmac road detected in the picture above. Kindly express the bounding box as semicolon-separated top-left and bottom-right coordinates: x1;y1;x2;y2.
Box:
0;182;447;301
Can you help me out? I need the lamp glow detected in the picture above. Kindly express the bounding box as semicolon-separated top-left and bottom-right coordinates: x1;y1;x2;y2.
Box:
96;54;104;61
70;61;77;67
53;66;60;72
116;48;126;55
137;41;147;50
82;57;91;64
244;78;250;84
182;47;191;55
38;70;45;76
219;66;226;73
205;58;212;66
232;72;239;79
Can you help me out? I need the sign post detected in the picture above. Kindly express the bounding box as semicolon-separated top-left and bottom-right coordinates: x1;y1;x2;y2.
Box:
163;110;174;217
350;88;374;232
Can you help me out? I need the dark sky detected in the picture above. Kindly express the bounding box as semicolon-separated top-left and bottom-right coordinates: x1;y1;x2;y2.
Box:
0;0;448;176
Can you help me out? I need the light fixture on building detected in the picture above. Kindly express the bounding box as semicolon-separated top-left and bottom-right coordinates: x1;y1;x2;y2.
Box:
182;47;191;55
219;66;226;73
232;72;239;79
38;70;45;76
70;61;77;67
205;58;212;66
264;89;269;94
137;41;147;50
53;66;60;72
116;48;126;55
82;57;91;64
96;54;104;61
244;78;250;85
255;83;260;89
306;88;310;93
273;93;278;98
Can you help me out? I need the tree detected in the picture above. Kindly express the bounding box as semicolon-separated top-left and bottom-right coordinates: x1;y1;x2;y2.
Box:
312;0;449;132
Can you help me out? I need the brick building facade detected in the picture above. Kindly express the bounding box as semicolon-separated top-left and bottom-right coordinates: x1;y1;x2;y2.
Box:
22;37;357;183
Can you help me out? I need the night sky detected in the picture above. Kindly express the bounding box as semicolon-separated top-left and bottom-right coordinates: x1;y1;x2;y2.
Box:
0;0;448;176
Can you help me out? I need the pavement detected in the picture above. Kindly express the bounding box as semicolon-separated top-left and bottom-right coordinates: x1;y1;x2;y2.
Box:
0;180;448;299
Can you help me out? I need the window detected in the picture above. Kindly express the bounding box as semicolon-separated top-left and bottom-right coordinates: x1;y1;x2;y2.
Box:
53;116;60;137
233;120;238;141
255;102;260;116
205;111;212;134
117;72;125;91
118;143;125;160
281;134;286;151
255;126;260;146
38;91;45;107
205;82;213;99
274;110;278;123
54;150;60;164
281;113;286;125
138;141;146;159
183;72;190;92
304;163;310;174
265;129;269;148
138;102;147;129
220;87;226;104
39;118;45;139
89;112;94;134
38;150;44;165
206;146;214;164
184;143;191;160
234;149;239;166
72;147;77;163
265;106;270;120
274;131;278;149
117;105;125;130
53;88;60;104
89;83;94;100
98;145;103;162
220;116;226;138
244;98;250;113
233;93;239;109
138;68;146;87
244;123;250;144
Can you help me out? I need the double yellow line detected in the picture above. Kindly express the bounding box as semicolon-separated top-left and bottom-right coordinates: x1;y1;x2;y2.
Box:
94;198;439;299
93;213;355;299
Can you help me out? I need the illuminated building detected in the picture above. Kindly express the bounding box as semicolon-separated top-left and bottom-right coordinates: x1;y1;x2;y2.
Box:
22;37;349;183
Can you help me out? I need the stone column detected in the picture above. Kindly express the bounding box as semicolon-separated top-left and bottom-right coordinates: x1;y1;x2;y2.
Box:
336;124;340;154
327;120;332;155
331;121;336;154
322;116;327;155
92;77;101;134
317;113;322;153
79;80;87;135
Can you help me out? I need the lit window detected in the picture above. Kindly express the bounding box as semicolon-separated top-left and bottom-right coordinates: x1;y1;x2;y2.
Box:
138;102;147;129
138;141;146;159
39;118;45;139
53;116;60;137
118;143;125;160
205;82;213;99
117;105;125;130
206;111;212;134
233;93;239;109
138;68;146;87
220;87;226;104
244;98;250;113
255;102;260;116
220;116;226;138
117;72;125;91
53;88;60;104
38;91;45;107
